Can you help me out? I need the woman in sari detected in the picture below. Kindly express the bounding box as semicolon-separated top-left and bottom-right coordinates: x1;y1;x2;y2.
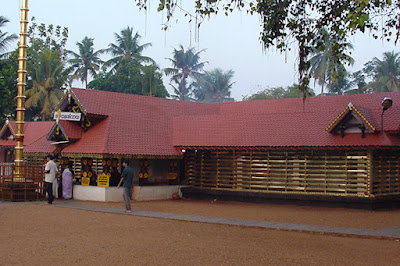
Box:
62;162;73;199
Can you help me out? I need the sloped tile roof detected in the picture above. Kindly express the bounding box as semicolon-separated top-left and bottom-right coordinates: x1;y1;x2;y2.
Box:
0;121;55;153
5;90;399;156
174;92;400;149
62;88;220;156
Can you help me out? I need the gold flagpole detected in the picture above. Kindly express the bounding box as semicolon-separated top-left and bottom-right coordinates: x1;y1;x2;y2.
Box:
15;0;29;179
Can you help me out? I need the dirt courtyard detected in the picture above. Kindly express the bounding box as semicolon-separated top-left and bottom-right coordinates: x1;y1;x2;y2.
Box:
1;199;399;265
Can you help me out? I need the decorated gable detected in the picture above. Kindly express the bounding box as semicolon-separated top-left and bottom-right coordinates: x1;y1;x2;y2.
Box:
325;103;376;138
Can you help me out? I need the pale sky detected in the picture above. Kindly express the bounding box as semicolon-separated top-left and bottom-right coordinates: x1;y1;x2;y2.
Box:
2;0;398;100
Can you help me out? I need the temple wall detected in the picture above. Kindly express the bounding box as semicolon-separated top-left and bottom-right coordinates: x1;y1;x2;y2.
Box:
185;149;374;198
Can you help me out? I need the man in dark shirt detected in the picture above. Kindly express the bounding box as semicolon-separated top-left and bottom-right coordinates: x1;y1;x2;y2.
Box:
117;160;134;212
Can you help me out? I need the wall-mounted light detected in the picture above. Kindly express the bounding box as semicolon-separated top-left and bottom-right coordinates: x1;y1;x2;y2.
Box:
381;97;393;132
382;97;393;111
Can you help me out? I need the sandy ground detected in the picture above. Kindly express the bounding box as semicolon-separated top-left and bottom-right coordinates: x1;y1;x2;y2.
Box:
1;199;400;265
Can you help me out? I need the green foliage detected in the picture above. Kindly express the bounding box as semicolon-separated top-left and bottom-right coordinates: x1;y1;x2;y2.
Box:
140;64;169;97
67;37;105;88
24;19;69;121
25;49;67;120
192;68;235;102
135;0;400;97
243;84;314;101
164;45;207;100
0;16;18;124
309;28;354;96
88;60;169;97
0;16;18;59
0;49;18;124
362;51;400;92
27;17;69;54
104;26;154;73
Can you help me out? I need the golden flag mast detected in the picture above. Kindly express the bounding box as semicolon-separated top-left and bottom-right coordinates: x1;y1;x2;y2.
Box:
15;0;29;178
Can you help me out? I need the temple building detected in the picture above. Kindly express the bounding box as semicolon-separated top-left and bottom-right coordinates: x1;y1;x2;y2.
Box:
1;88;400;204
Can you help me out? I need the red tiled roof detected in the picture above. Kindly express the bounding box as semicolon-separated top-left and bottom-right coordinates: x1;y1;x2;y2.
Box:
3;91;400;155
57;120;83;140
61;88;220;156
0;121;55;153
174;92;400;149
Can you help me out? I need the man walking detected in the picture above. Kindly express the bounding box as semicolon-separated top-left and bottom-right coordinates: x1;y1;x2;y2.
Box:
44;154;57;204
117;160;134;212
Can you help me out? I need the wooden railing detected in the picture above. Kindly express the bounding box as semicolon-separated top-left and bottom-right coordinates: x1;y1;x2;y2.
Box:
0;163;45;202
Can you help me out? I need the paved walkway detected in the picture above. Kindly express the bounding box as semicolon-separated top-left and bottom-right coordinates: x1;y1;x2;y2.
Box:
1;201;400;240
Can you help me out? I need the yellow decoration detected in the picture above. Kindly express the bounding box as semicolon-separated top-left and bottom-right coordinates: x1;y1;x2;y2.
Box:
81;177;90;186
139;173;143;178
97;173;109;187
167;173;178;180
143;173;148;178
88;172;93;178
82;172;87;177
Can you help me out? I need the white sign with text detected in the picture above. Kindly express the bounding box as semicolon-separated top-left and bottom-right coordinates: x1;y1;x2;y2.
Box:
53;112;82;121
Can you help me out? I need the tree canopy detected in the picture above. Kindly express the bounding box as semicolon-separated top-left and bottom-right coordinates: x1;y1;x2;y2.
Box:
134;0;400;97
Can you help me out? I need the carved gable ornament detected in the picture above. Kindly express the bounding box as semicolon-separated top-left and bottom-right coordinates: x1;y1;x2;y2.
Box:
325;102;376;138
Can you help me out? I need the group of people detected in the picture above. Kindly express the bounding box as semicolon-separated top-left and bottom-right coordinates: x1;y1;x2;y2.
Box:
44;155;134;212
44;154;74;204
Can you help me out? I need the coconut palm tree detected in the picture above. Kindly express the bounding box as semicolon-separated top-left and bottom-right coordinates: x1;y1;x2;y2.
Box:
105;26;153;73
140;64;169;97
363;51;400;92
193;68;235;102
0;16;18;59
66;37;105;88
25;49;67;120
164;45;207;101
309;28;354;96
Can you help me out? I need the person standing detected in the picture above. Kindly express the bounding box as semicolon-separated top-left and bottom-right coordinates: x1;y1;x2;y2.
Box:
62;162;73;199
44;154;58;204
117;160;134;213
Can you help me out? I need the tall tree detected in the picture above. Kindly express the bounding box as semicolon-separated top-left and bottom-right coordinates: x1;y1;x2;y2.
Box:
24;20;69;121
136;0;399;97
0;16;18;59
140;64;169;97
309;28;354;96
67;37;105;88
327;72;354;95
105;26;153;72
0;50;18;124
363;51;400;92
0;16;18;124
193;68;235;102
164;45;207;101
25;49;67;120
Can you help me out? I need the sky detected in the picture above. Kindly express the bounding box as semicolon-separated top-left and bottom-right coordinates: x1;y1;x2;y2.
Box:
2;0;398;100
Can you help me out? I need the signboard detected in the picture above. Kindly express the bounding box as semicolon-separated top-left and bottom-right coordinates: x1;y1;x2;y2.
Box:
97;173;110;187
54;111;82;121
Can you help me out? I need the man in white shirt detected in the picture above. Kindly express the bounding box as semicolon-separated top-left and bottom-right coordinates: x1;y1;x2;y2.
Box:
44;154;58;204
